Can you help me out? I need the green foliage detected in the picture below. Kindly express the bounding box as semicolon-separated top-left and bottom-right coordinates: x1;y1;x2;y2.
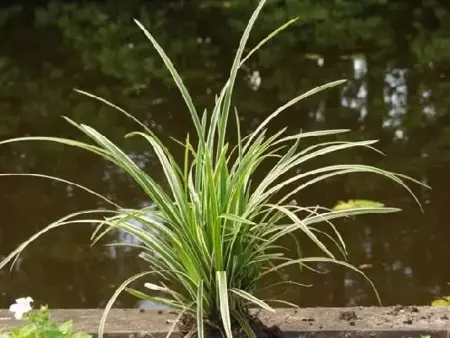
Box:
1;306;91;338
430;282;450;307
0;0;425;337
431;296;450;307
333;200;385;211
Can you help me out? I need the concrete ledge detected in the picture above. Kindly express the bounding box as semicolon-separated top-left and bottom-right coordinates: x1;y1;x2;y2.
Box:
1;307;449;338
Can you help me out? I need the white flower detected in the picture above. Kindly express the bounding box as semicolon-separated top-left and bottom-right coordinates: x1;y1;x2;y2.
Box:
9;297;33;320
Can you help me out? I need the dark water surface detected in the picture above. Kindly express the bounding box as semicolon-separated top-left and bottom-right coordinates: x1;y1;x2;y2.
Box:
1;1;450;309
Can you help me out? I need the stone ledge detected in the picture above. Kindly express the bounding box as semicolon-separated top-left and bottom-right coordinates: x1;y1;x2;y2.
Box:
1;307;449;338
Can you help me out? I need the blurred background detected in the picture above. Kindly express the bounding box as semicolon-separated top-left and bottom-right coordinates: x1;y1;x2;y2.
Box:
0;0;449;309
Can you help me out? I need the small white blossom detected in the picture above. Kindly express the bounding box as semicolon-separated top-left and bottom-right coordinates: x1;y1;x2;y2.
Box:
9;297;33;320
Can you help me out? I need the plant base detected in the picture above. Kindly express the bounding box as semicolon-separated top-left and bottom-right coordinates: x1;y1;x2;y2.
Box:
180;313;284;338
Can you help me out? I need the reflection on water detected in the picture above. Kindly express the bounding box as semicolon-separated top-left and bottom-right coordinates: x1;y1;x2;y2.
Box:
1;0;450;309
138;300;168;311
109;203;158;259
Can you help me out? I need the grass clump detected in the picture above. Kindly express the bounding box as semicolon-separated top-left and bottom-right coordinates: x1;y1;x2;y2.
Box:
0;0;425;337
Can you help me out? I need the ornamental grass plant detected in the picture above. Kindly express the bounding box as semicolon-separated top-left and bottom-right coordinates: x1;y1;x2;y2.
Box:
0;0;425;337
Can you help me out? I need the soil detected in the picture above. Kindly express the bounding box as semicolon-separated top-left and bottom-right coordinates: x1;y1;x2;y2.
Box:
255;305;450;331
1;306;450;337
179;312;284;338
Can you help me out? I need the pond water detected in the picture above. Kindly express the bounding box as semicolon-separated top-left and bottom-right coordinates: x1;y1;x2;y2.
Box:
1;1;450;309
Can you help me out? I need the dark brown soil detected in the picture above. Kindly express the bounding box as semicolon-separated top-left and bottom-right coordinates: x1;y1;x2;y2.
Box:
179;313;284;338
